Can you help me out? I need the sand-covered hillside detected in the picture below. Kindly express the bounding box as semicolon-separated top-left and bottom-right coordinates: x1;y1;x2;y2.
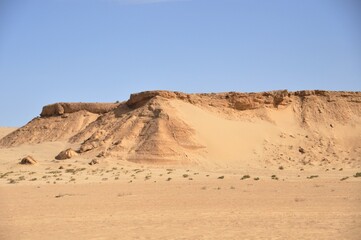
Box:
1;90;361;169
1;90;361;240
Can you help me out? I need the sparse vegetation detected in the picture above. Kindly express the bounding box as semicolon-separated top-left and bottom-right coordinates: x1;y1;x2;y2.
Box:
1;171;14;178
271;175;279;180
241;175;250;180
65;169;75;174
8;179;17;184
307;175;319;179
55;193;73;198
117;192;132;197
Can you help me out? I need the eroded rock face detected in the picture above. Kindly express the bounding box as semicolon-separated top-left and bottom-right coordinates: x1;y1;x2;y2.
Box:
126;91;183;107
20;156;37;165
55;148;78;160
41;102;120;117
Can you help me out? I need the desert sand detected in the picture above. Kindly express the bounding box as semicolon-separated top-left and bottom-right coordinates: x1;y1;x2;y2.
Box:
0;90;360;239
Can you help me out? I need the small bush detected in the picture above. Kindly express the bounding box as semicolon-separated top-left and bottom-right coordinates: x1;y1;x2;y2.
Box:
353;172;361;178
218;176;224;179
65;169;75;174
241;175;250;180
340;177;349;181
271;175;279;180
307;175;319;179
254;177;260;181
1;171;13;178
8;179;17;184
182;174;189;178
279;166;284;170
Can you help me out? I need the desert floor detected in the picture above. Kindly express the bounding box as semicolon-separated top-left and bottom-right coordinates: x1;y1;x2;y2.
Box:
1;128;361;240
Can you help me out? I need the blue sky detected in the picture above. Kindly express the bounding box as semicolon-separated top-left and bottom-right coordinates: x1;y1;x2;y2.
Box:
0;0;360;126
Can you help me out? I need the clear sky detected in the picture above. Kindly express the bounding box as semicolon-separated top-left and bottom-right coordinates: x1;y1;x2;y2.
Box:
0;0;360;126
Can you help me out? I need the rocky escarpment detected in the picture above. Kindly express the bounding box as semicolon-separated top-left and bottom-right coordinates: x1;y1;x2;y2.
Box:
0;90;360;166
126;90;361;112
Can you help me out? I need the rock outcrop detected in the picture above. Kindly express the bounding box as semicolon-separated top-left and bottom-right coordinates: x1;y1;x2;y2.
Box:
55;148;78;160
19;156;37;165
41;102;120;117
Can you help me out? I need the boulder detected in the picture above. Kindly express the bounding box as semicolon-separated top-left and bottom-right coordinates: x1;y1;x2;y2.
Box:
55;148;78;160
20;156;37;165
88;159;99;165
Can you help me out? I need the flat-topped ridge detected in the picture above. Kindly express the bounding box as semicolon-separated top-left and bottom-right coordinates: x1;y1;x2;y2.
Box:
40;102;121;117
40;90;361;117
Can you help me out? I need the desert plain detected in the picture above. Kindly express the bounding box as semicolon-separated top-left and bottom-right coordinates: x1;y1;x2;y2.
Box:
0;90;360;239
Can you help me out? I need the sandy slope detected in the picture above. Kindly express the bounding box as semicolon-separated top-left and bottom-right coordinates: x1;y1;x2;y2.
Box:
0;128;16;139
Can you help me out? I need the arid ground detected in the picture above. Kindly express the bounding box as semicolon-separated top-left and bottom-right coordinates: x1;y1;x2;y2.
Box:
1;90;360;239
